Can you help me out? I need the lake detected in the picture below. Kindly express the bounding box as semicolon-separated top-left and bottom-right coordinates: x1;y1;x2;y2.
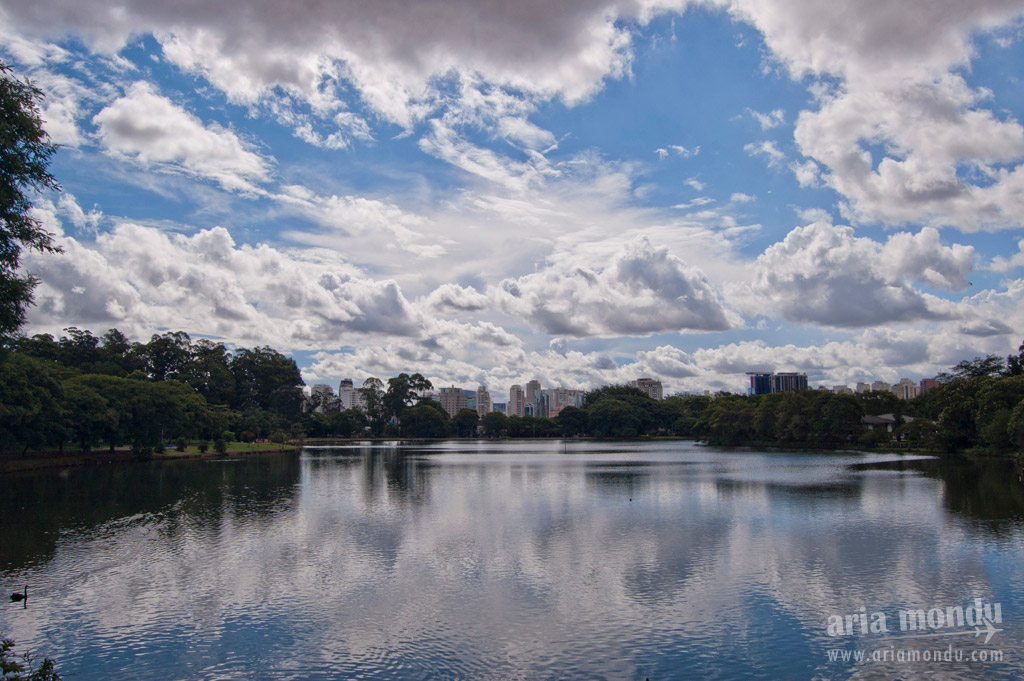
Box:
2;441;1024;680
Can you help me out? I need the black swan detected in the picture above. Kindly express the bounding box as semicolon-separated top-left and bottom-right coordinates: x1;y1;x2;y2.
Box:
9;586;27;602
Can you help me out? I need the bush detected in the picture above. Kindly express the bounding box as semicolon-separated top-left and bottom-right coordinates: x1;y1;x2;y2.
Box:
269;430;286;444
222;430;236;442
213;438;227;454
175;437;189;452
0;638;61;680
197;440;209;453
858;428;891;448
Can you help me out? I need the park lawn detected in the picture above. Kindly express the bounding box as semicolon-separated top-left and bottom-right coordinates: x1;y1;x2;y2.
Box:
158;441;299;457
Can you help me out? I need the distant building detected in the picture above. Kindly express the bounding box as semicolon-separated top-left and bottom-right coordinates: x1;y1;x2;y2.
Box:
508;384;525;417
550;387;586;414
747;372;808;395
475;385;492;417
871;380;891;393
855;382;871;393
893;378;918;400
439;386;468;418
630;377;664;400
525;380;541;413
492;402;507;414
832;385;852;395
310;384;338;413
338;378;367;411
919;377;940;394
534;390;549;418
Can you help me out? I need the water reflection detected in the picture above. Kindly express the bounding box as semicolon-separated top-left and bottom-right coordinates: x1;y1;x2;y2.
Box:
1;443;1023;680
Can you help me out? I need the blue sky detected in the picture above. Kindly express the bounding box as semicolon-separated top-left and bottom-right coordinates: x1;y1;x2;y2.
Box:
3;0;1024;397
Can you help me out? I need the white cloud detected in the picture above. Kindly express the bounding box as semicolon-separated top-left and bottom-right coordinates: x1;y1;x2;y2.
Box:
92;82;272;193
674;197;714;209
684;176;705;191
653;144;700;160
418;118;558;192
424;284;491;313
743;140;785;167
790;159;820;187
750;221;970;327
497;116;557;150
276;186;446;261
712;0;1024;231
748;107;785;129
23;222;425;348
2;0;642;136
989;239;1024;272
493;237;737;337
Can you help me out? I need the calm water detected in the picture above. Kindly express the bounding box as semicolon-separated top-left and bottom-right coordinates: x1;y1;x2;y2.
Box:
2;441;1024;680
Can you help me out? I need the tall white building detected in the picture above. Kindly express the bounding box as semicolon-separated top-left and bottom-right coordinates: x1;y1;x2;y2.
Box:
525;380;541;409
475;385;492;417
338;378;367;411
508;384;525;417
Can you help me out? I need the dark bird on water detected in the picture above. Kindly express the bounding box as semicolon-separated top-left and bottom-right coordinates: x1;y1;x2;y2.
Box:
9;586;27;602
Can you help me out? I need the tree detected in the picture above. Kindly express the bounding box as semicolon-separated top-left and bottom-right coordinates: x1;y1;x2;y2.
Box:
402;404;449;438
556;406;587;436
1;61;62;336
588;398;643;438
384;373;432;423
451;408;479;437
939;355;1005;382
143;331;193;381
481;411;509;438
184;339;234;405
358;377;387;436
0;353;65;454
229;346;304;420
1005;340;1024;376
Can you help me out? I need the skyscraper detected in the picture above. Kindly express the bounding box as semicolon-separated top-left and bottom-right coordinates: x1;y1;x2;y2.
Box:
475;385;492;416
509;384;525;417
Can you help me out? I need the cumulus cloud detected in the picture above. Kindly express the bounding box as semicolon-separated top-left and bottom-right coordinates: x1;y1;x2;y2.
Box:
493;237;736;337
2;0;639;134
989;238;1024;272
750;221;971;327
713;0;1024;231
424;284;490;312
93;82;272;192
23;223;425;348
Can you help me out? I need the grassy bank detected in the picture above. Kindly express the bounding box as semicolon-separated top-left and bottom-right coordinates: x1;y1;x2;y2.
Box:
0;441;299;474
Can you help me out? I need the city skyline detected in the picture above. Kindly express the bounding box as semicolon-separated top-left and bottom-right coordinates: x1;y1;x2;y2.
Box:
4;1;1024;396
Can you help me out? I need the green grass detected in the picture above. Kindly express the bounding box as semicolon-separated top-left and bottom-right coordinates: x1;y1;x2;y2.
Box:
160;442;298;456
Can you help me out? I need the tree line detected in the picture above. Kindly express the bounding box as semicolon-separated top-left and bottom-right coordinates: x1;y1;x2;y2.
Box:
4;326;1024;455
689;344;1024;454
1;328;304;455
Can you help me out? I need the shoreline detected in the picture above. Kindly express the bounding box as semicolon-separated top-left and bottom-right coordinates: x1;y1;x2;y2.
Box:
0;443;299;474
4;437;1017;475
